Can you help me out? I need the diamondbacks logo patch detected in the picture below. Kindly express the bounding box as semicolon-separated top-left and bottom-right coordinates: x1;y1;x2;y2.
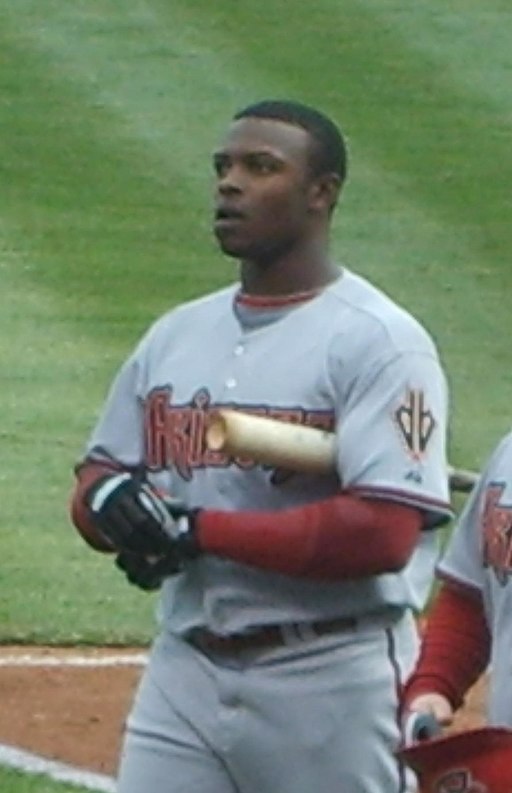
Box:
434;768;487;793
394;388;436;460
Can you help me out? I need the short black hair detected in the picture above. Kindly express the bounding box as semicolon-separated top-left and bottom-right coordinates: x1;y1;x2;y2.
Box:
233;99;348;183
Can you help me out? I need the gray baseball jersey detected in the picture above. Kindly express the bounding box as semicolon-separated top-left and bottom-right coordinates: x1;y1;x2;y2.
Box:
438;429;512;726
82;266;452;635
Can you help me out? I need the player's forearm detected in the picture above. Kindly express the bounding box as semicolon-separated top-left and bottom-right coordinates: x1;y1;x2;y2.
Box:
70;460;127;551
402;579;491;711
196;495;422;580
70;464;422;579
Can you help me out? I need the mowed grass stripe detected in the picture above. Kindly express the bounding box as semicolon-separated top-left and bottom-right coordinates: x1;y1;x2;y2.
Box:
3;1;511;294
0;13;237;333
2;2;508;460
0;763;104;793
172;0;512;261
3;2;511;315
0;228;158;644
5;0;512;259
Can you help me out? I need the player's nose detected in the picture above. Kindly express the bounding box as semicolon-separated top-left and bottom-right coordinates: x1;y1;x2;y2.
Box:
217;162;247;195
217;181;242;200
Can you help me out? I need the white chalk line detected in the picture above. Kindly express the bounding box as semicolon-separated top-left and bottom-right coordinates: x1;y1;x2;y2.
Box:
0;648;147;790
0;653;147;667
0;743;116;791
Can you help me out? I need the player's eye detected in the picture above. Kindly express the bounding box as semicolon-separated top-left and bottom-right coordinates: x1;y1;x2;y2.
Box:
213;155;230;178
247;154;280;174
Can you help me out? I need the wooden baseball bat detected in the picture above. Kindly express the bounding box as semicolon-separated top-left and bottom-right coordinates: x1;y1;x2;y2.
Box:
207;410;335;473
206;409;479;493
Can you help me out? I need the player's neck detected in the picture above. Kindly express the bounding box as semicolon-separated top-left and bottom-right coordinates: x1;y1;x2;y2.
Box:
239;246;341;298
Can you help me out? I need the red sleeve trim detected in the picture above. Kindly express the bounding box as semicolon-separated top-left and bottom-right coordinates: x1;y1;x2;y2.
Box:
436;569;484;600
196;494;422;580
402;581;491;711
349;485;454;527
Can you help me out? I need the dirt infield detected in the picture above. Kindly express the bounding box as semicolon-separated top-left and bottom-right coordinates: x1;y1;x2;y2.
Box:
0;645;487;777
0;646;142;776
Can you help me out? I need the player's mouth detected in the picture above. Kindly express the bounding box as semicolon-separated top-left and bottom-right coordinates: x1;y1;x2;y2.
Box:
214;206;246;230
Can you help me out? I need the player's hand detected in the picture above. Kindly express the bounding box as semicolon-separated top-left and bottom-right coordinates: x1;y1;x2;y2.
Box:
115;551;182;591
85;473;200;559
406;693;455;728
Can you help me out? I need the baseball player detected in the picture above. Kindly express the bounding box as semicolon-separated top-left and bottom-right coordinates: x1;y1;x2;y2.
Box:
402;428;512;731
70;100;452;793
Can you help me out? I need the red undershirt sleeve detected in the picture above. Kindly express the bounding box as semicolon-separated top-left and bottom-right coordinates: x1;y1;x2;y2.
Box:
196;494;423;580
402;578;491;710
71;465;423;580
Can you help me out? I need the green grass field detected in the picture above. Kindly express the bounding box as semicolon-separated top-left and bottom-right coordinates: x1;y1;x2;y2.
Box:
0;766;99;793
1;1;511;786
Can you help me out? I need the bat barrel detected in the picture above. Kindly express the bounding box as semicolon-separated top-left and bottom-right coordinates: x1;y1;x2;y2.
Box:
206;410;336;473
207;410;479;492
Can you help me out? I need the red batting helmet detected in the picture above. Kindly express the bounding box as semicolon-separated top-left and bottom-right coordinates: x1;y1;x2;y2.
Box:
397;727;512;793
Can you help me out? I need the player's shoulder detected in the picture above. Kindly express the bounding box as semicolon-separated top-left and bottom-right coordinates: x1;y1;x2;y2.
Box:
127;284;238;360
326;267;438;355
161;284;238;322
145;284;238;336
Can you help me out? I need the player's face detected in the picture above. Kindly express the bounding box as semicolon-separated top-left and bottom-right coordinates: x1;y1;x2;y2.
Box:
212;118;319;262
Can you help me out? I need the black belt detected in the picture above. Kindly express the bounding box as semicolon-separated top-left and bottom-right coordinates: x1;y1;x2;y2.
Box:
186;616;359;656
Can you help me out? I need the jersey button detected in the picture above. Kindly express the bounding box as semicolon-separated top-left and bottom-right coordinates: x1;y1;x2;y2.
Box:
225;378;237;388
234;344;244;356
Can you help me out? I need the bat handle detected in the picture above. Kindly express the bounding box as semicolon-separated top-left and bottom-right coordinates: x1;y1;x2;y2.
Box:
403;712;442;744
448;466;479;493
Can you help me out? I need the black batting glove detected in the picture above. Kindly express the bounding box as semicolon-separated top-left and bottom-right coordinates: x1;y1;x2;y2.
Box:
160;495;202;560
85;473;200;559
115;551;182;591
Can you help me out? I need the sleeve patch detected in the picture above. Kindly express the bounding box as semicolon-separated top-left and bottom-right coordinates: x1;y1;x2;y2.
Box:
393;388;436;460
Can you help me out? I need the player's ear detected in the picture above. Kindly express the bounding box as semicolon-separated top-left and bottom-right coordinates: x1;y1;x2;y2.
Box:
309;173;341;214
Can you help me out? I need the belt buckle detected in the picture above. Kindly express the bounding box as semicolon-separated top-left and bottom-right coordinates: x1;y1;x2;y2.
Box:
294;622;319;642
279;621;321;646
